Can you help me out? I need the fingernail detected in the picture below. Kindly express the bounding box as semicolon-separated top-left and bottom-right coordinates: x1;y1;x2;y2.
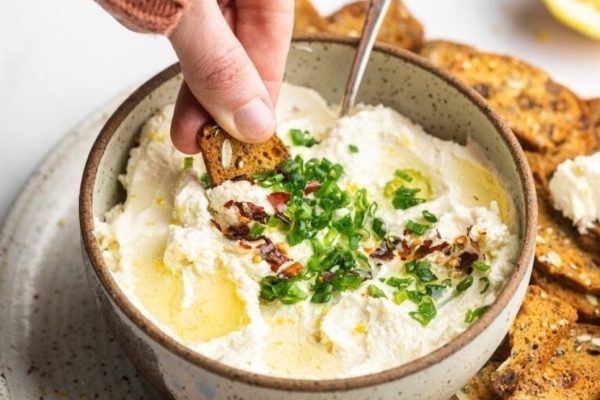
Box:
234;98;275;142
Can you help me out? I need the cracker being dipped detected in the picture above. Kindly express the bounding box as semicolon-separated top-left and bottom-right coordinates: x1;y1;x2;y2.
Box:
198;124;289;187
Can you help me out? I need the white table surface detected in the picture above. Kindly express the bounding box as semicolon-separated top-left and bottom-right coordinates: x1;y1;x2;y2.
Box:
1;0;599;224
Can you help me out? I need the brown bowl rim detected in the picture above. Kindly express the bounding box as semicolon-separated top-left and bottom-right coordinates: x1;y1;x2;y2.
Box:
79;35;537;392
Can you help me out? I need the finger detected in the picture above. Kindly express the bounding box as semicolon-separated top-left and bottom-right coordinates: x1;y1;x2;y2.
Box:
168;0;275;143
235;0;294;104
171;82;208;154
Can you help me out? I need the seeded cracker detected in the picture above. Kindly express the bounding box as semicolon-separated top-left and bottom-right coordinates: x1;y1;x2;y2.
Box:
507;324;600;399
325;0;424;51
419;40;593;153
491;286;577;397
532;269;600;323
198;124;289;187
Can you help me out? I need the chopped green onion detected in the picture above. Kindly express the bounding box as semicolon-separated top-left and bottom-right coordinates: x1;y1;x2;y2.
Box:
405;220;429;236
386;277;413;290
200;173;212;188
404;259;418;274
183;157;194;170
394;169;413;182
415;264;437;283
465;305;491;324
392;187;426;210
259;276;308;305
289;129;319;147
440;278;453;287
393;290;408;305
409;297;437;326
372;218;387;239
348;144;359;153
422;210;438;223
479;277;491;294
247;223;266;240
456;275;474;293
473;260;491;272
367;284;387;299
425;284;446;299
407;290;425;304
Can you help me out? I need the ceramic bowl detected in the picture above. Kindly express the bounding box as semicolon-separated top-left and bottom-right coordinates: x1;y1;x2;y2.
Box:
80;37;537;400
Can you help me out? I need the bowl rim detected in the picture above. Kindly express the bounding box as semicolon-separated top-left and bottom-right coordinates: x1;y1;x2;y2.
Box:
79;35;537;392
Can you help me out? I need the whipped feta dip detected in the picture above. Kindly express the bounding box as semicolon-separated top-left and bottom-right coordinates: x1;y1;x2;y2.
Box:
96;83;518;379
549;152;600;234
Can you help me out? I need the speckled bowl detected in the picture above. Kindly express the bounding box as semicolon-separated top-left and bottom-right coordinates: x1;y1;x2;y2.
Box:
80;37;537;400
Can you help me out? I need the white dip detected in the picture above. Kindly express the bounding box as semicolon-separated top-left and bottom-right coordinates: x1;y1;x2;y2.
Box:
549;152;600;234
96;83;518;379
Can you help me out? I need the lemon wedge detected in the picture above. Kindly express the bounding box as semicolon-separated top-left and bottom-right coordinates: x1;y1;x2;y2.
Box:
542;0;600;40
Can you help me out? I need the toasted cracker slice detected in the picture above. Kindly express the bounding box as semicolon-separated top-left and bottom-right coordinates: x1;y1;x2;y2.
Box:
294;0;329;34
507;324;600;399
325;0;424;51
419;40;591;153
536;195;600;294
451;362;500;400
491;285;577;397
532;269;600;322
198;125;289;187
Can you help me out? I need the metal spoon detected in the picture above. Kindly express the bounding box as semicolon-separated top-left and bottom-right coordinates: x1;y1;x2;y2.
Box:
340;0;392;116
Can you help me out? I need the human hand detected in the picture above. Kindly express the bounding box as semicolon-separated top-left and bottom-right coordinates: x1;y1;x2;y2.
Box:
168;0;294;154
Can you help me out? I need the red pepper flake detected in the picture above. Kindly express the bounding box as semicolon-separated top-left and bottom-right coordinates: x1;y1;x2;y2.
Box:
319;271;334;283
232;201;270;224
258;238;291;272
267;192;291;213
371;240;395;260
238;241;252;250
398;238;411;260
281;262;304;278
457;252;478;274
414;240;450;260
224;200;235;208
303;180;322;195
224;224;250;240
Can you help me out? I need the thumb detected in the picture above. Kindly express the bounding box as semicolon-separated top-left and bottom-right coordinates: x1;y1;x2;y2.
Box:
168;0;275;143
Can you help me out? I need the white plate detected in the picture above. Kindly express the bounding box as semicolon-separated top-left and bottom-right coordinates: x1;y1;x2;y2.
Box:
0;98;161;399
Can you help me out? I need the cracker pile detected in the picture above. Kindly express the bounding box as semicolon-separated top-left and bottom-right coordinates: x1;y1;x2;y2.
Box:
292;1;600;397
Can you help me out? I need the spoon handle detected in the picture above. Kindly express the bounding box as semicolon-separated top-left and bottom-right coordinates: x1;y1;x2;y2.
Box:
340;0;392;116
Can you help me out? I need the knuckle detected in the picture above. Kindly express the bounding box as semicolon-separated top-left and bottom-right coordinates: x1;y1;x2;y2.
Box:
192;46;249;92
